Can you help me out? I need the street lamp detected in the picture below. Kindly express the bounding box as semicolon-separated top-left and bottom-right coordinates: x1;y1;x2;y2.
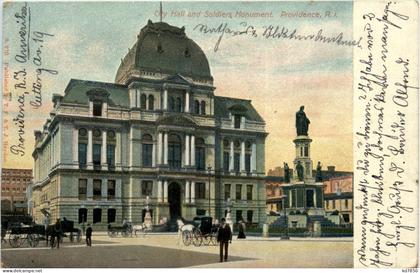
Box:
280;194;289;240
207;166;212;216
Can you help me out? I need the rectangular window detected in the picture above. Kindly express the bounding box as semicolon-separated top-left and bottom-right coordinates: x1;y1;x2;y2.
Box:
224;184;231;200
236;210;243;222
332;200;336;209
93;144;101;165
223;152;230;172
93;101;102;116
234;153;240;173
236;184;242;200
107;180;115;200
107;209;116;223
196;209;206;216
196;147;205;171
196;182;206;199
93;179;102;200
78;179;87;200
245;154;251;174
141;180;153;196
107;144;115;166
247;210;253;223
78;208;88;224
234;115;241;129
93;208;102;223
344;199;348;209
78;143;87;165
142;144;153;167
246;185;253;200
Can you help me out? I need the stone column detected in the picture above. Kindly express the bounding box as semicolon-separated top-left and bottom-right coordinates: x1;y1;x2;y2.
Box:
101;130;107;170
185;91;190;113
87;129;93;169
72;128;78;165
229;140;234;172
185;180;190;203
240;141;245;173
116;131;121;167
87;179;93;200
163;180;168;203
163;132;168;165
157;132;163;165
190;135;195;167
185;134;190;166
191;182;195;204
240;116;246;129
116;179;122;199
101;178;108;200
102;102;108;117
157;180;163;203
210;97;214;115
251;142;257;174
152;142;156;167
314;190;317;208
289;190;292;207
89;101;93;117
136;90;140;108
163;89;168;110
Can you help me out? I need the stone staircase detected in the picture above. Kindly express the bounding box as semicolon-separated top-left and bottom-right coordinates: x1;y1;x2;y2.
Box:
307;215;334;227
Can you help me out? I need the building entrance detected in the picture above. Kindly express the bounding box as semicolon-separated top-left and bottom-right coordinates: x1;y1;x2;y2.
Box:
168;182;181;220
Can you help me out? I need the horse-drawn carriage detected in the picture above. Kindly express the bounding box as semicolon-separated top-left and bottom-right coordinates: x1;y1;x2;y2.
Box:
107;222;133;237
179;216;218;247
7;223;44;248
45;219;82;246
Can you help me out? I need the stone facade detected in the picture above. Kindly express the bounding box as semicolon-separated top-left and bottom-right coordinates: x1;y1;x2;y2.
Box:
31;21;267;230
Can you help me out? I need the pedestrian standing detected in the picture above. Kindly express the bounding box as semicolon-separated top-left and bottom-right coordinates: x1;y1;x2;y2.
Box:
237;218;246;239
51;218;62;249
217;218;232;263
86;224;92;246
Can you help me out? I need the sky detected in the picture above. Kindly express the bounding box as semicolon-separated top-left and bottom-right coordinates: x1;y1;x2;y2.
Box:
2;1;354;172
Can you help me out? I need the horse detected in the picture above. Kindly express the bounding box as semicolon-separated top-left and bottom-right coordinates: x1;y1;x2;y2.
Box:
176;218;195;247
132;223;151;237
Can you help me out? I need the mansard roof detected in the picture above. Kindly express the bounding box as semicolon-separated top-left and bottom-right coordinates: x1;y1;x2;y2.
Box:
62;79;129;107
214;96;265;123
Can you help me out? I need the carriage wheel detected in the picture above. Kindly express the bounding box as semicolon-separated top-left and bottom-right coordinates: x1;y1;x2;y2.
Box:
192;230;202;247
28;233;40;247
203;234;212;246
9;234;22;248
210;234;217;246
182;230;191;246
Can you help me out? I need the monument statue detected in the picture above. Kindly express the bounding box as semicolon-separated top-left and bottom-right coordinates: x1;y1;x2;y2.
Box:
296;106;310;136
296;161;304;181
284;162;290;183
315;161;323;182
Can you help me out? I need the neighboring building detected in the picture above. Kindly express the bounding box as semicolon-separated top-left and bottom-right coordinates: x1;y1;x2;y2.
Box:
31;20;268;229
324;175;353;223
266;166;352;215
1;168;33;214
265;176;285;213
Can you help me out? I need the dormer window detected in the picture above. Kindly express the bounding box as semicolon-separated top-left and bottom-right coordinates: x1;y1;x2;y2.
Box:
234;115;241;129
93;101;102;117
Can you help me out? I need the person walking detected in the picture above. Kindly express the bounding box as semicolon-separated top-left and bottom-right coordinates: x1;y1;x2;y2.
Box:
237;218;246;239
85;224;92;246
51;218;62;249
217;218;232;263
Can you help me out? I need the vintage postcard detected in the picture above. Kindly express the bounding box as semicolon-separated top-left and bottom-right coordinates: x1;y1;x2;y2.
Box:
1;0;418;269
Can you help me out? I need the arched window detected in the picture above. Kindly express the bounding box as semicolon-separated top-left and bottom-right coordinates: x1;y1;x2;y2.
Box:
142;134;153;167
200;101;206;115
168;134;182;169
194;100;200;114
78;208;88;224
140;94;147;109
175;97;182;113
92;129;102;167
195;138;206;171
168;96;175;112
78;128;88;166
148;95;154;110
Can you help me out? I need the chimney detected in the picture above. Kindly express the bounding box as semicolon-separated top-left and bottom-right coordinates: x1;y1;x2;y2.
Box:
327;166;335;172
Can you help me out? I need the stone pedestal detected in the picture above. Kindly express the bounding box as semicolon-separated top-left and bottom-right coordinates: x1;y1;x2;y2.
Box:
144;211;152;229
313;221;321;237
226;211;233;230
293;136;313;181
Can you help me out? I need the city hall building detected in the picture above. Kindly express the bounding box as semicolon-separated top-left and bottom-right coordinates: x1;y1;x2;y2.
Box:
31;20;268;229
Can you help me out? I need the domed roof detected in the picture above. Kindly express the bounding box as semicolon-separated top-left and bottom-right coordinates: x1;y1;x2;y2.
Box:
115;20;213;84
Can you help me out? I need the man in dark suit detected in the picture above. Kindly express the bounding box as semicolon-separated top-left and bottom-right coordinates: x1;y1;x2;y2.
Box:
217;218;232;262
85;224;92;246
51;218;62;249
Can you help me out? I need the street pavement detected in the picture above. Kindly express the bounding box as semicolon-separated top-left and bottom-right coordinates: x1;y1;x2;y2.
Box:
1;233;353;268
